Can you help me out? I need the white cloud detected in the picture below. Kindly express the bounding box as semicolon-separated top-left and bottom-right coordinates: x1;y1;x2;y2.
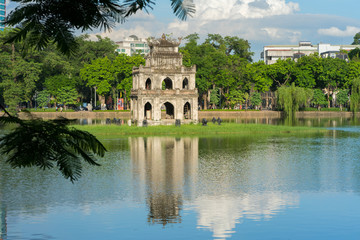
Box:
317;26;360;37
261;27;301;43
193;0;299;20
168;20;189;32
88;25;152;42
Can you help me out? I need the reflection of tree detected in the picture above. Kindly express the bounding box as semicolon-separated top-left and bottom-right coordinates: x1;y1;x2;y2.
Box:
130;137;198;226
0;200;7;240
147;193;182;226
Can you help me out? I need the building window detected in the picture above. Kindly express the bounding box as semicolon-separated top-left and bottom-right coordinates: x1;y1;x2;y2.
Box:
135;43;144;47
122;49;125;52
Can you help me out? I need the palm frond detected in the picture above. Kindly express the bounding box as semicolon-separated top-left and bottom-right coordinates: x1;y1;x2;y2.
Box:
0;116;107;182
171;0;196;20
4;0;195;55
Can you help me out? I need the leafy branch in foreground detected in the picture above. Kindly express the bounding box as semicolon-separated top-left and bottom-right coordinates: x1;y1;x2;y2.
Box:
0;107;106;182
4;0;195;55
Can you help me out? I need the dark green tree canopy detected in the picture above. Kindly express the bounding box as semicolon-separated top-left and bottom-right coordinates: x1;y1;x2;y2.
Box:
352;32;360;45
5;0;195;55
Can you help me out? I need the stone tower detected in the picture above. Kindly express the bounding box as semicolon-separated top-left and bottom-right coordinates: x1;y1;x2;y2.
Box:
131;34;198;126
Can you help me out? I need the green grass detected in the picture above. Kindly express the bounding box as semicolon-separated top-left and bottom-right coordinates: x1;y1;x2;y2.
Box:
302;107;347;112
93;110;130;112
200;109;259;111
26;108;75;112
73;123;326;138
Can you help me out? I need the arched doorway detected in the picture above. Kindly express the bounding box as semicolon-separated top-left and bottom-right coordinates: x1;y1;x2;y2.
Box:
184;102;191;119
163;102;174;119
162;77;173;90
144;102;152;120
182;78;189;89
145;78;151;90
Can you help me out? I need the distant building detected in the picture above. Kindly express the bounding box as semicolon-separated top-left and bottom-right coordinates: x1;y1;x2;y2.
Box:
115;35;150;56
262;41;360;64
0;0;5;31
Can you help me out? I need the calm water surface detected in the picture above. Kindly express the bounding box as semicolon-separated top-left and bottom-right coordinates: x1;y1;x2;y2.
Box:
1;121;360;239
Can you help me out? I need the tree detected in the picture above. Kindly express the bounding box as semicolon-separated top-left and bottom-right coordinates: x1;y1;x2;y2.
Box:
250;92;262;109
267;59;296;89
350;78;360;113
245;62;272;93
318;58;348;108
210;88;220;108
277;83;307;119
57;87;78;109
352;32;360;45
311;89;327;110
5;0;195;55
336;89;349;111
226;89;244;109
80;57;113;105
36;90;51;109
44;75;77;107
348;48;360;62
112;54;145;109
0;42;42;112
293;55;321;89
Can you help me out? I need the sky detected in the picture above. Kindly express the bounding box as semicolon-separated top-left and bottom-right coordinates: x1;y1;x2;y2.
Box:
5;0;360;61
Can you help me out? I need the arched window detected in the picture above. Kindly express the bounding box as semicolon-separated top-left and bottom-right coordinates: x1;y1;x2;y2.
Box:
184;102;191;119
144;102;152;120
182;78;189;89
162;77;173;90
163;102;175;119
145;78;151;90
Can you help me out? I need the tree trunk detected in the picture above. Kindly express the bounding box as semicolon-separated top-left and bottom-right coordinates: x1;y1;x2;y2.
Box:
203;93;207;110
327;85;330;108
98;95;105;105
112;87;117;110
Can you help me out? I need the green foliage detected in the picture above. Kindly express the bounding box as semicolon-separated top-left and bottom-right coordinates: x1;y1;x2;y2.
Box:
352;32;360;45
57;87;78;108
113;54;145;99
350;78;360;113
277;83;307;118
0;30;43;112
311;89;327;109
336;89;349;110
44;75;76;96
4;0;195;55
210;88;220;107
80;57;113;96
37;90;51;108
250;92;262;108
348;48;360;61
227;89;244;107
0;116;106;182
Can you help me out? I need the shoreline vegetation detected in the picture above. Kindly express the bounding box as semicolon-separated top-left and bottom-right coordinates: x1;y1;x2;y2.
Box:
73;123;327;138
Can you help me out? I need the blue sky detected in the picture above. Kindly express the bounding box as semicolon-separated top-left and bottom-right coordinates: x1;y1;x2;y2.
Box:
5;0;360;61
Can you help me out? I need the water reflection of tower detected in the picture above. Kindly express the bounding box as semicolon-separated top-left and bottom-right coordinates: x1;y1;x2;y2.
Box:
130;137;198;226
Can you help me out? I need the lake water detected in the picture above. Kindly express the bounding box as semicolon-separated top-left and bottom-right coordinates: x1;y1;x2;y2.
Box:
1;121;360;239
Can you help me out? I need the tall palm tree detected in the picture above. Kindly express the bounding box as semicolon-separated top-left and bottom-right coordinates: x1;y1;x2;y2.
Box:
5;0;196;55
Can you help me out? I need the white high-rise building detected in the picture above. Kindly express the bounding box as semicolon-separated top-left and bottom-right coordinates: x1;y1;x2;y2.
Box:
115;35;150;56
262;41;360;64
0;0;5;31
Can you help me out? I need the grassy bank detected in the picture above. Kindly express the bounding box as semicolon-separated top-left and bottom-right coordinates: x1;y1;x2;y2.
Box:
74;123;326;138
